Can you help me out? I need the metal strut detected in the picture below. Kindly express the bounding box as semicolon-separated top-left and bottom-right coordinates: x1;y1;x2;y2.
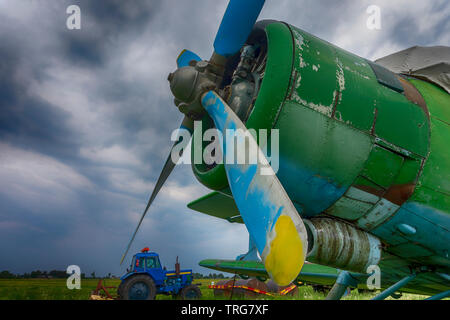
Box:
372;273;417;300
236;234;260;261
325;271;359;300
425;290;450;300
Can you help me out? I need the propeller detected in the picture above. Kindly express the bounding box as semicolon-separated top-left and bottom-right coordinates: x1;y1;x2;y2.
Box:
120;50;202;265
213;0;266;57
201;91;308;285
119;116;193;265
121;0;309;286
176;50;202;68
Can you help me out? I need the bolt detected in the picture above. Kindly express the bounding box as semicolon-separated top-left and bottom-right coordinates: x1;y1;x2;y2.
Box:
196;61;208;72
238;70;248;78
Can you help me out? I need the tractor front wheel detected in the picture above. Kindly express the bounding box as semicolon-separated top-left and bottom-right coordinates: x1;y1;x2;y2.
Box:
117;280;125;298
120;275;156;300
178;284;202;300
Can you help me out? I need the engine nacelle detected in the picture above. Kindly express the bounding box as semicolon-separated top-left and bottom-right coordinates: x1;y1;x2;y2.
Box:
305;218;382;274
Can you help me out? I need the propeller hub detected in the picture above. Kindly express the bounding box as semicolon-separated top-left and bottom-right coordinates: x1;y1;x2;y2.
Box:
168;61;222;120
168;66;199;103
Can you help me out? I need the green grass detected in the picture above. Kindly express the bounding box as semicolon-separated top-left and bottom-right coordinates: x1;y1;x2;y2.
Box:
190;279;429;300
0;279;430;300
0;278;121;300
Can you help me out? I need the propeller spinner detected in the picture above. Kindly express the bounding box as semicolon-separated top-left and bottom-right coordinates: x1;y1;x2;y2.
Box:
121;0;308;286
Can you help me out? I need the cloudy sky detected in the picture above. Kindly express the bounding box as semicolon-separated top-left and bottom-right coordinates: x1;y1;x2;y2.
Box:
0;0;448;277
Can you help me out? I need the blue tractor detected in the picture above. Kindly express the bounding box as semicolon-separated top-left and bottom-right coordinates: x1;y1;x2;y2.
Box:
118;248;202;300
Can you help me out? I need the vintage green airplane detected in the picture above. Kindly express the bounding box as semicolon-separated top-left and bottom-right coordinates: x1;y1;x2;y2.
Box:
121;0;450;299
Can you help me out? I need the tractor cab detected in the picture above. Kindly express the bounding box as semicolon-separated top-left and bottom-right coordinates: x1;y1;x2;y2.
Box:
131;251;162;273
126;248;166;287
118;247;201;300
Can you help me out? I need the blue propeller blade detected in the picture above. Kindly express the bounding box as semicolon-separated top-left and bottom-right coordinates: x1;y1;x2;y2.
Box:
120;116;193;265
201;91;308;285
120;48;201;265
214;0;266;57
176;49;202;68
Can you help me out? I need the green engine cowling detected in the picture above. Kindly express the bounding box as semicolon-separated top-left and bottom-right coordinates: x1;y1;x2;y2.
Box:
191;20;450;270
191;20;429;215
190;19;450;279
191;21;295;191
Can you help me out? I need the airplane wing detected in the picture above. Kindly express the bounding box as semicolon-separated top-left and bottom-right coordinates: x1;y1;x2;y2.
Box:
191;193;450;298
199;259;340;287
199;258;450;298
188;191;243;223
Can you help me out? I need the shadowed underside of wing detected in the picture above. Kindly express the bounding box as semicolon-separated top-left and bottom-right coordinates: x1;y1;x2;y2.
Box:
199;258;450;296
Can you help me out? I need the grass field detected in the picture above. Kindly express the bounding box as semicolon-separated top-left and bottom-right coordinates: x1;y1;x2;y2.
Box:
0;278;429;300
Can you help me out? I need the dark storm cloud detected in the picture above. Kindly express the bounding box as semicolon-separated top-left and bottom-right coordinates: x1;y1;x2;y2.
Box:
0;36;79;159
0;0;241;277
0;0;173;167
261;0;355;39
84;0;159;32
61;31;105;67
57;0;160;67
0;0;448;277
389;11;449;48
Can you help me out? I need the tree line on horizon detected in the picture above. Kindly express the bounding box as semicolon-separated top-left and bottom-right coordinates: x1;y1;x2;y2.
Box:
0;270;89;279
0;270;230;279
192;272;230;279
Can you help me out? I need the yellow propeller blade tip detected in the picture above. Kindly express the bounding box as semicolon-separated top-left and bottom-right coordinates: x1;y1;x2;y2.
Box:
263;215;306;286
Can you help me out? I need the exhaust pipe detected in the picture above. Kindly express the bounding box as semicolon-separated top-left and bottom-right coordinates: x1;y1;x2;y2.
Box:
304;218;382;273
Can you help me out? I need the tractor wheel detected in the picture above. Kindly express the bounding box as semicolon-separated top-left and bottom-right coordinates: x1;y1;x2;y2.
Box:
178;284;202;300
120;275;156;300
117;280;125;299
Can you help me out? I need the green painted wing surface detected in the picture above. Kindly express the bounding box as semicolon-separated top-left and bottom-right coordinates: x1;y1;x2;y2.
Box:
199;259;339;286
199;258;450;295
187;191;243;223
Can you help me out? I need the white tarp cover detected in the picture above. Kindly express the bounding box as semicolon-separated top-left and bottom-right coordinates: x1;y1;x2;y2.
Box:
375;46;450;94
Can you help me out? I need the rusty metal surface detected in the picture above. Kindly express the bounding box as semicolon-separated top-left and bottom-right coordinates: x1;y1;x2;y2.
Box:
384;183;417;206
398;76;429;118
305;218;381;273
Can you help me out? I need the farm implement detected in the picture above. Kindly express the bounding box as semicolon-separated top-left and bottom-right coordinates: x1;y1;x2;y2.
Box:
209;278;298;299
90;248;201;300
